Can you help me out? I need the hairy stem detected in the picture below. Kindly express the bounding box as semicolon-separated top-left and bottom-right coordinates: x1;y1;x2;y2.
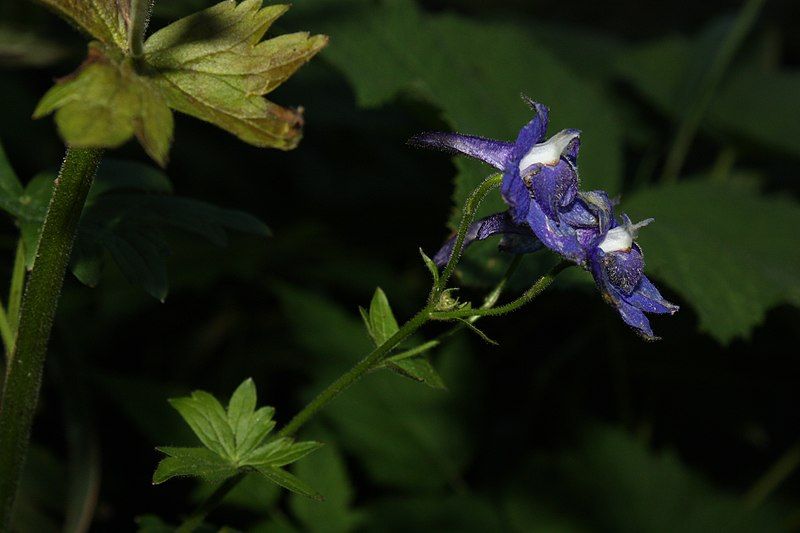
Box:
277;308;432;439
433;173;502;298
432;261;571;320
0;147;102;530
661;0;765;182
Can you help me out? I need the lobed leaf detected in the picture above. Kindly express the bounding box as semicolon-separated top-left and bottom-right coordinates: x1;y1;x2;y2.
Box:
34;44;174;166
169;392;236;459
143;0;328;150
227;378;258;448
253;465;323;501
152;447;237;485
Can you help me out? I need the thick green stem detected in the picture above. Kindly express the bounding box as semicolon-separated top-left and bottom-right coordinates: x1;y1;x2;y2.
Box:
0;147;102;530
432;261;571;320
661;0;765;183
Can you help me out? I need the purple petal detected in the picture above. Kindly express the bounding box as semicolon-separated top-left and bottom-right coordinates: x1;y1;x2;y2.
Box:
524;196;586;264
408;132;512;170
528;160;579;220
601;247;644;295
518;96;550;145
626;275;679;315
615;296;657;340
433;211;539;266
561;129;581;165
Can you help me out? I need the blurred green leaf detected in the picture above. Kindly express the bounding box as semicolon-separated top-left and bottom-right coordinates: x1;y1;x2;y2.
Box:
616;20;800;158
361;287;399;346
34;43;174;165
539;426;787;532
155;378;323;500
290;435;363;533
3;158;269;300
623;176;800;343
0;25;68;68
143;0;328;151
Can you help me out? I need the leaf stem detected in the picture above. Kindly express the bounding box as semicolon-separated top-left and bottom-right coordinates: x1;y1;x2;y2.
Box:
128;0;155;58
744;439;800;509
661;0;766;183
0;147;102;530
176;472;246;533
432;260;571;320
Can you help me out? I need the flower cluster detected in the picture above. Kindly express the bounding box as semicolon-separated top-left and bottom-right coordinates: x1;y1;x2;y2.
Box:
411;96;678;339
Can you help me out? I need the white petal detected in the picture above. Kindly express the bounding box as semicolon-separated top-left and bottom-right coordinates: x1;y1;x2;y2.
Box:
598;226;632;253
519;129;580;171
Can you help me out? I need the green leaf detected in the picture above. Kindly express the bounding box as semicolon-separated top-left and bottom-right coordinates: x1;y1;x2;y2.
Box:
246;439;324;468
253;465;323;501
623;177;800;343
156;378;322;499
363;288;399;346
143;0;328;150
290;436;363;533
7;158;269;297
0;24;68;68
152;446;238;485
384;357;446;390
419;248;440;286
536;425;788;532
169;392;237;459
36;0;129;50
0;140;24;216
310;0;623;197
34;44;174;166
227;377;258;446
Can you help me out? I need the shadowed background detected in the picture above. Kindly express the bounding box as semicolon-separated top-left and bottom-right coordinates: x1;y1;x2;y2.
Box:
1;0;800;530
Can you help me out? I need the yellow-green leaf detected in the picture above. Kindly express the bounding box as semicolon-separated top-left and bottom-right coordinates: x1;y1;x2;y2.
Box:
143;0;328;150
36;0;130;51
33;44;174;166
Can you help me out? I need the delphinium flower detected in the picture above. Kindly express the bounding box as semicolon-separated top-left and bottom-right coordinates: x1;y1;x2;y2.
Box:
410;96;678;339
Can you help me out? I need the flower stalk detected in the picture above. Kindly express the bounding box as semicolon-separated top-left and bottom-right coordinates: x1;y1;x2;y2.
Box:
0;147;102;529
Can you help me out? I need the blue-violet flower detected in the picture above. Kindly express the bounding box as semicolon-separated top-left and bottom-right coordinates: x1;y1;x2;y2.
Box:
410;96;678;339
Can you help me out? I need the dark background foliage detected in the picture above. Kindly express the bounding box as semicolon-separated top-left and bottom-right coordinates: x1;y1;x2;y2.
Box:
1;0;800;530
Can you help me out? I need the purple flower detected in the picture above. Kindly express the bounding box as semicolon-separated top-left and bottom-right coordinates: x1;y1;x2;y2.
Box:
411;96;678;339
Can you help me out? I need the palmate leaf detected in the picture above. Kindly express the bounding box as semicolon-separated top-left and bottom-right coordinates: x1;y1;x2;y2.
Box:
6;158;269;301
623;176;800;343
155;378;323;500
33;0;327;164
144;0;328;151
